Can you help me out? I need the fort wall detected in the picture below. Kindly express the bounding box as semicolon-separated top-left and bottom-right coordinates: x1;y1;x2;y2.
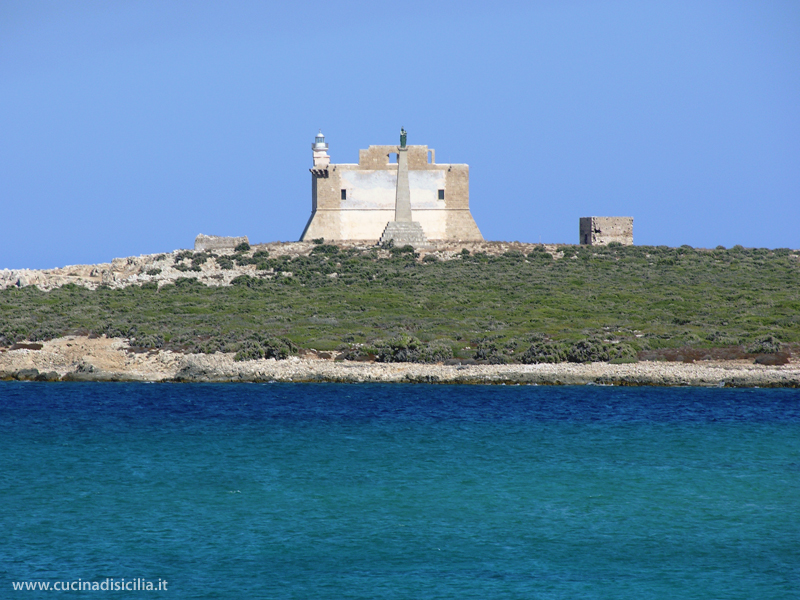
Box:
301;140;482;242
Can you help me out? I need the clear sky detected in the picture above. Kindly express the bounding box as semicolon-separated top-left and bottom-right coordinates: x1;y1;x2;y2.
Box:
2;1;798;269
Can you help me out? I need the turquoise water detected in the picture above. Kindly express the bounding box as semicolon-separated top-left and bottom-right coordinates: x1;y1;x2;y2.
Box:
1;383;799;599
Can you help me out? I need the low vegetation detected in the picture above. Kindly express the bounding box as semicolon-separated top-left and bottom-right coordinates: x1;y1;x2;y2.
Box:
1;244;798;363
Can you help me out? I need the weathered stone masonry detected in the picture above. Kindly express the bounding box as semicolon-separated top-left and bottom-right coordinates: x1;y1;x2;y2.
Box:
194;234;249;251
300;132;483;242
579;217;633;246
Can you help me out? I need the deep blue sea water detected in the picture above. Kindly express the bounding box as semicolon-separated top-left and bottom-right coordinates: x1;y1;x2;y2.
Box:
1;382;798;599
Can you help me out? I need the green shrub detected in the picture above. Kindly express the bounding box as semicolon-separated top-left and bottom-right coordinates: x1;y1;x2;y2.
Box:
230;275;267;288
560;247;577;258
566;340;610;363
375;334;421;362
338;344;379;361
609;343;638;363
705;331;741;346
417;341;454;363
132;333;164;349
747;335;782;354
262;336;298;359
234;340;263;361
528;248;553;261
28;324;65;342
233;335;298;361
173;277;203;288
99;322;137;338
311;244;340;256
173;250;194;264
215;256;233;270
234;242;251;253
565;339;637;363
389;245;416;256
234;254;257;266
473;338;501;362
519;339;637;364
373;335;452;363
519;340;567;364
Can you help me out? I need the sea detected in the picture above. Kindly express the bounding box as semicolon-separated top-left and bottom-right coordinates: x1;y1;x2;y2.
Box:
1;382;798;599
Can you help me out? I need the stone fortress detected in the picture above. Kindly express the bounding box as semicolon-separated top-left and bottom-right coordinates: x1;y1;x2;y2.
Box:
300;130;483;245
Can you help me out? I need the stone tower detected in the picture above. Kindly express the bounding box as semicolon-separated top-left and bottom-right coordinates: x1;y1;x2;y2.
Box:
579;217;633;245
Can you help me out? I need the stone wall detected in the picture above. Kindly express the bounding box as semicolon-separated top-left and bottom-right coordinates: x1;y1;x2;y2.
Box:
194;234;249;251
579;217;633;246
301;144;483;242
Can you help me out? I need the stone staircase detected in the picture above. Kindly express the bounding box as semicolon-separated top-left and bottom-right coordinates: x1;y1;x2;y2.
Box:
379;221;429;248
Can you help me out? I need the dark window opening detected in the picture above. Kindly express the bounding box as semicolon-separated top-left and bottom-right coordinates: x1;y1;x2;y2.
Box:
341;189;347;200
438;189;445;200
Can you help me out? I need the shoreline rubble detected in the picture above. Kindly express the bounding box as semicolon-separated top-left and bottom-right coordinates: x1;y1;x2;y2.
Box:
1;336;798;388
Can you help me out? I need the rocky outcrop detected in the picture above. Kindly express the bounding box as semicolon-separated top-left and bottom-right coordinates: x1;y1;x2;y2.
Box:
0;241;560;292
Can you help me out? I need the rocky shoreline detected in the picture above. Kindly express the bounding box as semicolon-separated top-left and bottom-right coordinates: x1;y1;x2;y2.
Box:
1;336;798;387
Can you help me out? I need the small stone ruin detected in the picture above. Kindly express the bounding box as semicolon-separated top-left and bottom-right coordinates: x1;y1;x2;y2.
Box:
194;234;249;251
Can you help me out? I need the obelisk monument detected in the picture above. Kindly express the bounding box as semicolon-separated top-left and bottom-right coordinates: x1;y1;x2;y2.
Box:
394;129;412;222
379;127;428;247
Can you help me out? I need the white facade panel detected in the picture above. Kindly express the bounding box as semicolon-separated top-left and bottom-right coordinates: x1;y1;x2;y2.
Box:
339;169;446;211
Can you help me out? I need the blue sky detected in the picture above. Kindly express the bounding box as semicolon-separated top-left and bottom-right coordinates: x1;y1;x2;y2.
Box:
2;1;798;269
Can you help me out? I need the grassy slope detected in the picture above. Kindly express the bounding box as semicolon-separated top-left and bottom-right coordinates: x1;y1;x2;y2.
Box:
1;244;798;359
